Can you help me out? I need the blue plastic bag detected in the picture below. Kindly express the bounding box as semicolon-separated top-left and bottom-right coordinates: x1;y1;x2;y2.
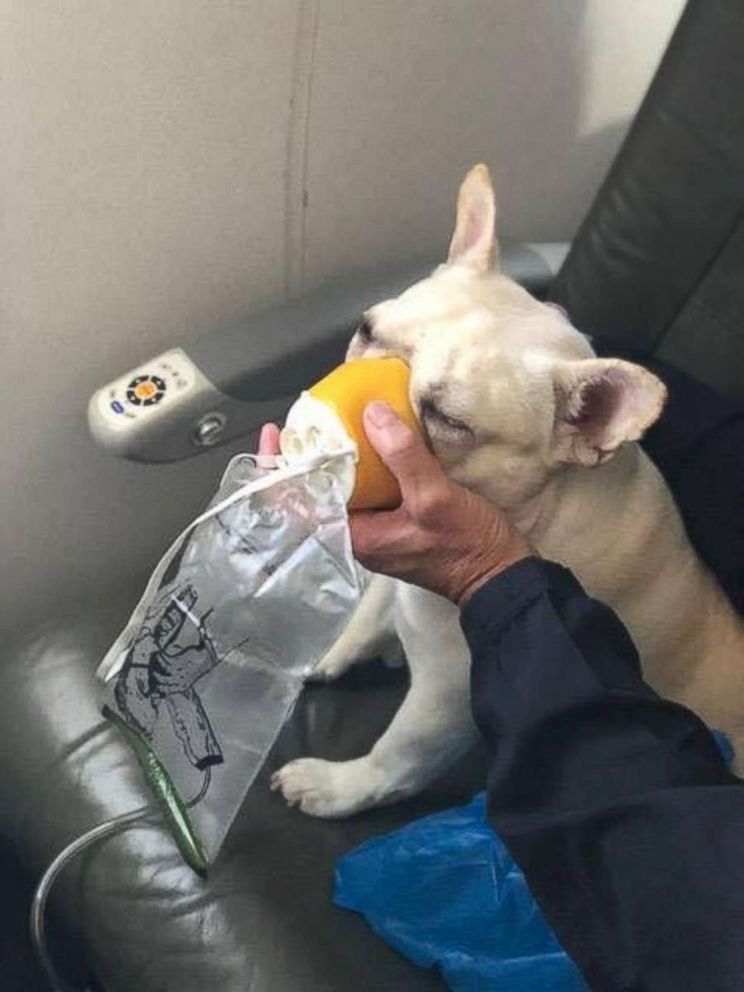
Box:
335;792;587;992
335;732;733;992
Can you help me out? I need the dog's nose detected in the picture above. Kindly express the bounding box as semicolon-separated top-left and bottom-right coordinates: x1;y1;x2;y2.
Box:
347;337;369;361
348;328;384;361
356;317;374;344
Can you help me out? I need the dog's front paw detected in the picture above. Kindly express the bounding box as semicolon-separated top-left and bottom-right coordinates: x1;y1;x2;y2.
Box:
270;757;380;818
306;650;356;683
308;642;406;684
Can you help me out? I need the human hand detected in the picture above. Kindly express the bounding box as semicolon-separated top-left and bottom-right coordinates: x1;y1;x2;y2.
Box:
258;423;281;456
349;402;530;605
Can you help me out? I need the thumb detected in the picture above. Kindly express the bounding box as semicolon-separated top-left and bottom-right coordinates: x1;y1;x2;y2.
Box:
363;402;445;503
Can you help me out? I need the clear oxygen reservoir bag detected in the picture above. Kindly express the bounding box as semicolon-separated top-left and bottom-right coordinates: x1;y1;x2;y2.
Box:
98;450;362;874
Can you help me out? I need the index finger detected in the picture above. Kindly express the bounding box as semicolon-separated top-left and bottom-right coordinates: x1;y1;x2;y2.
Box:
258;423;281;456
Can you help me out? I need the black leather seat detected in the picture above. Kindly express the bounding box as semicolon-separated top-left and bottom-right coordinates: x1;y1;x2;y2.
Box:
1;587;488;991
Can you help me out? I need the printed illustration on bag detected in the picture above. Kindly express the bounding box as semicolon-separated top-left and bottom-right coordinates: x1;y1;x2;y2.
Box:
113;583;225;776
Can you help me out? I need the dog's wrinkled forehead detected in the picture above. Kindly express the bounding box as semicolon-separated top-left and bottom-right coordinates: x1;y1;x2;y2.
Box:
369;267;591;364
416;334;544;430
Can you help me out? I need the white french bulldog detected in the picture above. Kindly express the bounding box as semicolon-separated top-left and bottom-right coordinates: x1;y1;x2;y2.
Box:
272;164;744;816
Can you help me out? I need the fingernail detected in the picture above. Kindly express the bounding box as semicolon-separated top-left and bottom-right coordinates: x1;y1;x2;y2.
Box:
365;401;398;429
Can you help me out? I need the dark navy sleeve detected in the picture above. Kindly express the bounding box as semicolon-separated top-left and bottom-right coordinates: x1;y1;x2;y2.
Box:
461;557;744;992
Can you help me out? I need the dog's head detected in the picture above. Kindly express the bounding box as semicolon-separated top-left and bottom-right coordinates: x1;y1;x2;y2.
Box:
347;164;666;510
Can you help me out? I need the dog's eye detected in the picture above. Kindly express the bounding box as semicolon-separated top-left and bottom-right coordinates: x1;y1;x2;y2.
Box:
420;399;471;435
356;318;374;343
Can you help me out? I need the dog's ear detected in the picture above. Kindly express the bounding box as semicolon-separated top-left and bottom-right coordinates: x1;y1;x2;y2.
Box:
552;358;666;467
447;164;498;272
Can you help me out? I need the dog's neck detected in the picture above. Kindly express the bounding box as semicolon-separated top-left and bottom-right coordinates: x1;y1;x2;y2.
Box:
505;493;546;537
506;444;647;547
